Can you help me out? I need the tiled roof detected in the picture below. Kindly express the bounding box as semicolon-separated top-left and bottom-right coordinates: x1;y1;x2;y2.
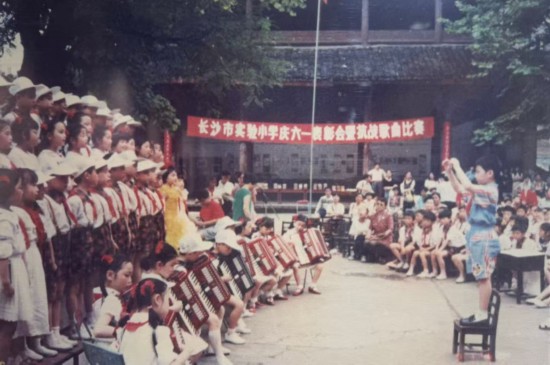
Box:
273;45;473;83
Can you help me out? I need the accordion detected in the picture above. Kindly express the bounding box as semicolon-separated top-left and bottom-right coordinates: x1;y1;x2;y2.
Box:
298;228;332;265
219;252;255;299
238;239;256;277
189;255;231;312
247;237;278;276
164;310;186;353
267;235;298;270
170;271;210;333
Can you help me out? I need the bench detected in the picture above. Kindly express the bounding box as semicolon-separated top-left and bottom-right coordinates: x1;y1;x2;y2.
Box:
38;343;84;365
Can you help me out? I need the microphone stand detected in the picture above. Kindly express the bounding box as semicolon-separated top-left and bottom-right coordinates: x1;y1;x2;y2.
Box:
259;189;281;221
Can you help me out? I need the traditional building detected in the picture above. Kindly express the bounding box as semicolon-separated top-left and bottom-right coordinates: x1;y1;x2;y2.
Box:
160;0;518;194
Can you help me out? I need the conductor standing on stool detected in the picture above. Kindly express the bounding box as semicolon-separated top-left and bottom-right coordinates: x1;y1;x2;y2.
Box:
443;155;501;325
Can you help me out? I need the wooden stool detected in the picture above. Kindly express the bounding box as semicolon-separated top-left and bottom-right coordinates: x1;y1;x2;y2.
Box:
452;290;501;362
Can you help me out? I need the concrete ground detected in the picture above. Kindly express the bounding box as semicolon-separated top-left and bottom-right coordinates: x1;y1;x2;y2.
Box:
202;254;550;365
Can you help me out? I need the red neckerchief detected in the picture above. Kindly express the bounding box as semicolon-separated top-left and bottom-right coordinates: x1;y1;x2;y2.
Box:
133;186;142;216
124;320;149;332
156;190;165;211
22;206;47;249
96;189;117;219
145;189;158;212
18;218;30;249
69;188;97;222
114;185;128;216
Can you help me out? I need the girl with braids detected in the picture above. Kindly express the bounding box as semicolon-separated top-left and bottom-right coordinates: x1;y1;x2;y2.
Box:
0;169;32;363
11;169;58;360
8;114;40;170
92;254;133;343
119;278;200;365
37;118;67;175
0;120;13;169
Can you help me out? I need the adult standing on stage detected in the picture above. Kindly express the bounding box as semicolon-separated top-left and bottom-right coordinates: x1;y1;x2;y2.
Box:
368;163;385;198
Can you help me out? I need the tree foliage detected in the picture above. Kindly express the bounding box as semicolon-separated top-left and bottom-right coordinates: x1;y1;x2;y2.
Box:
0;0;305;131
445;0;550;145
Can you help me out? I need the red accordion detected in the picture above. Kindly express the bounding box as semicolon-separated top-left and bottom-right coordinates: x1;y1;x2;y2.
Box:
298;228;332;265
188;255;231;312
238;239;256;277
267;235;298;270
165;310;186;353
170;271;210;333
246;237;278;276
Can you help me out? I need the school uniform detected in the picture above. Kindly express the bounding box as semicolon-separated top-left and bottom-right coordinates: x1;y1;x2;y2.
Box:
41;192;73;285
282;228;311;266
90;191;114;264
92;287;123;345
0;207;33;323
439;224;466;255
37;149;64;175
416;226;443;251
8;146;40;170
105;186;130;254
134;186;154;255
66;187;96;279
12;206;50;338
0;152;13;169
119;181;139;252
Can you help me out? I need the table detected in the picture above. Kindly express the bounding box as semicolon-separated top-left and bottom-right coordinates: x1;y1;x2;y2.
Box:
497;249;546;304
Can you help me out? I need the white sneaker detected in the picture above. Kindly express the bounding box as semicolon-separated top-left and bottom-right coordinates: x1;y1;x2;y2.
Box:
58;333;78;347
242;309;254;318
206;345;231;356
428;272;437;278
224;331;246;345
403;263;410;270
455;276;465;283
405;270;414;277
32;341;58;357
417;271;429;279
216;356;234;365
534;299;549;308
436;274;447;280
45;333;72;351
23;347;44;361
236;325;252;335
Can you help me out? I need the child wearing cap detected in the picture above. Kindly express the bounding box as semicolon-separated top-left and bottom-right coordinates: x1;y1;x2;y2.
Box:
0;168;34;363
3;77;35;125
8;114;40;170
12;169;58;360
66;158;98;339
0;120;13;169
132;159;158;282
42;162;79;349
32;84;53;129
215;230;251;340
37;118;67;175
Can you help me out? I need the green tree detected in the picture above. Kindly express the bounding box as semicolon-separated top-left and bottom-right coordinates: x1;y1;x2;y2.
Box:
0;0;305;131
446;0;550;167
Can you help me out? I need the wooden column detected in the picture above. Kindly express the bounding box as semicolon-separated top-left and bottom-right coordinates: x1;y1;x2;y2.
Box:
361;0;369;44
239;142;253;174
435;0;443;42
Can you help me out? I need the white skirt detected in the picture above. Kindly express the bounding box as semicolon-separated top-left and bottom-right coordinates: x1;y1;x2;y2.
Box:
0;254;32;323
15;244;50;337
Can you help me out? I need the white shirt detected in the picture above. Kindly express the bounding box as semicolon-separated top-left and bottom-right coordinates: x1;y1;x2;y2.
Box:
0;153;12;169
8;146;39;170
93;287;122;327
368;168;385;182
438;180;457;202
42;194;71;234
37;149;64;175
67;190;94;227
327;203;345;216
120;312;178;365
355;180;373;195
512;237;541;251
439;224;466;248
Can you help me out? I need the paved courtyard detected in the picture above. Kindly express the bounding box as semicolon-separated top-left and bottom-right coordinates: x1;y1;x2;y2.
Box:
204;254;550;365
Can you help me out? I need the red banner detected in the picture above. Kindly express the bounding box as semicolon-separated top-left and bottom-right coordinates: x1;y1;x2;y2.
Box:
187;116;434;144
441;121;451;161
163;130;172;167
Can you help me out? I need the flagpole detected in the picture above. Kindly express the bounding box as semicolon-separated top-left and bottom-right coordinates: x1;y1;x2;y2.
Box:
308;0;322;214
